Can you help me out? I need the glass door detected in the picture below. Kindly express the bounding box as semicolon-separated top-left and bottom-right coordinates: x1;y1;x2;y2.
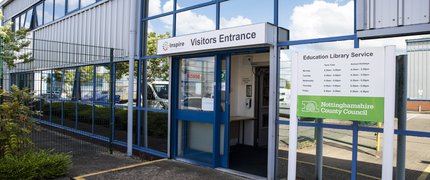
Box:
172;55;230;168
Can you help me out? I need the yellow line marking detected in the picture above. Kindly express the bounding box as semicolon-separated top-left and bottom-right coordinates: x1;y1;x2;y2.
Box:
73;158;167;180
278;157;380;180
418;164;430;180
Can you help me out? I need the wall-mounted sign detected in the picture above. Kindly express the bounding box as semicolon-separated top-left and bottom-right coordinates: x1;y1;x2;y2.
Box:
157;23;277;55
293;47;395;122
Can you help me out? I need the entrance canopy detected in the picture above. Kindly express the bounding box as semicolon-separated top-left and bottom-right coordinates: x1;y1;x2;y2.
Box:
156;23;287;56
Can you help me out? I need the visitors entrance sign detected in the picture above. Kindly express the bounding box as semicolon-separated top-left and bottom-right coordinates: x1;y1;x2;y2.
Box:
156;23;277;55
294;47;393;122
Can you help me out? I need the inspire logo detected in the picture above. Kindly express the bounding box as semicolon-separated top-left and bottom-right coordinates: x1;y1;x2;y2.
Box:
162;41;185;52
162;42;169;51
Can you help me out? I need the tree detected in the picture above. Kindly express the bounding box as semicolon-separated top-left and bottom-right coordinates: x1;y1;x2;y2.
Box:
0;11;33;69
146;31;170;82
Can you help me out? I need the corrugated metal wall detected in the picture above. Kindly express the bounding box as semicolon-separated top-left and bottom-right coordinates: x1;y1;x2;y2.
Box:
3;0;39;21
357;0;430;30
3;0;140;73
33;0;137;58
407;39;430;100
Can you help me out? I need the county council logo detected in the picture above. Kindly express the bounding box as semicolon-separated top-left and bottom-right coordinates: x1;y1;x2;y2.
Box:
302;101;319;113
162;42;169;51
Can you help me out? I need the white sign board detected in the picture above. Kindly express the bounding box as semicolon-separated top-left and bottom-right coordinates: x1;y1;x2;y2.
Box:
287;46;396;180
295;47;387;122
157;23;276;55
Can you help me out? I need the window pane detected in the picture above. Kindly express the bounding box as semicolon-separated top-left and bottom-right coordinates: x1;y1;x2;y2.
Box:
115;61;138;106
67;0;79;13
145;15;172;56
147;0;172;17
178;56;215;111
20;13;25;28
51;101;62;125
176;0;211;9
277;124;289;179
63;102;76;128
278;0;354;40
145;111;168;153
14;17;19;31
144;59;169;109
81;0;96;8
177;120;213;164
35;3;44;26
54;0;66;19
94;105;111;138
77;103;93;132
24;9;33;29
176;5;215;36
95;65;110;103
44;0;54;23
79;66;94;102
114;109;138;144
220;0;273;29
62;69;76;100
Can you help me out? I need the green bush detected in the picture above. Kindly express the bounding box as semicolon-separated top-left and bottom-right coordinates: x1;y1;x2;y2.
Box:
0;150;72;180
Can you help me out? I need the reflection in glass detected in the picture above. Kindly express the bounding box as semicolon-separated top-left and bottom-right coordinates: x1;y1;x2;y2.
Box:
115;61;137;105
95;65;110;103
94;105;111;138
145;59;169;109
24;9;33;29
176;5;215;36
77;103;93;132
67;0;79;13
51;101;62;125
81;0;96;8
54;0;66;20
278;0;354;40
79;66;94;102
220;0;273;29
44;0;54;23
178;56;215;111
176;0;209;9
145;15;172;56
147;0;172;17
114;108;138;144
63;102;76;128
35;3;44;26
146;112;168;153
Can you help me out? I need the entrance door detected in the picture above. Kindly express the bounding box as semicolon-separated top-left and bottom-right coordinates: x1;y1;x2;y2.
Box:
256;67;269;147
172;55;230;168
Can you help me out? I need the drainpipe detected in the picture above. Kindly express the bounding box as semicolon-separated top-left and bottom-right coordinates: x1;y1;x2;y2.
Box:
127;0;138;157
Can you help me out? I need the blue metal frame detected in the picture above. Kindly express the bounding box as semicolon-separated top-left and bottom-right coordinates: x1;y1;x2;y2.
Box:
171;53;231;168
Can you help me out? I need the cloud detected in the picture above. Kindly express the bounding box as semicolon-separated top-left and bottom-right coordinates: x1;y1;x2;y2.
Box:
220;16;252;28
148;0;162;16
175;9;215;35
289;0;354;41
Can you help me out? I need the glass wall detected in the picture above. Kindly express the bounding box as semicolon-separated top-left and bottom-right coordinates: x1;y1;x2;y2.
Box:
12;0;100;31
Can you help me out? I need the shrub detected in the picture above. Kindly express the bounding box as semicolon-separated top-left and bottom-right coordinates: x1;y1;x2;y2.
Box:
0;150;72;180
0;86;36;157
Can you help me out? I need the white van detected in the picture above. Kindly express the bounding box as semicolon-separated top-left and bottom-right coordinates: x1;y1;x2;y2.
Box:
279;88;290;117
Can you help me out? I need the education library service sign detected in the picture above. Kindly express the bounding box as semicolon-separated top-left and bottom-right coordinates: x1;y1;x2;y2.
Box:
293;47;395;122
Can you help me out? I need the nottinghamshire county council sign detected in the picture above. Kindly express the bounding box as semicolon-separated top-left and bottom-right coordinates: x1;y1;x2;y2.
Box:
293;47;395;122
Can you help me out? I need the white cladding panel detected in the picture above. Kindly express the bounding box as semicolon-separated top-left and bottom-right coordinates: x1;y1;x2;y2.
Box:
357;0;430;31
407;39;430;100
3;0;39;20
33;0;137;59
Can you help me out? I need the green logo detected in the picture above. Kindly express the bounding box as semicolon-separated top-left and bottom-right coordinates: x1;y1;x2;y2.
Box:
302;101;319;113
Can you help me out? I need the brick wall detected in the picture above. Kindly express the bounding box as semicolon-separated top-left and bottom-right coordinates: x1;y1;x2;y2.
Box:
407;101;430;111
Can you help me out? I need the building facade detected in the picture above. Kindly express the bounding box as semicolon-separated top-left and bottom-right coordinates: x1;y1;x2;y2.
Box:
2;0;430;179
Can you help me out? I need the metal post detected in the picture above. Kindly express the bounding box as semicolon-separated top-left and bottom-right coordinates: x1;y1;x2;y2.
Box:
396;55;407;180
109;48;114;154
315;119;323;180
351;121;358;180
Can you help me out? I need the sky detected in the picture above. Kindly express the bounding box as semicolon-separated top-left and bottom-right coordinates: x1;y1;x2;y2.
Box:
147;0;430;83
